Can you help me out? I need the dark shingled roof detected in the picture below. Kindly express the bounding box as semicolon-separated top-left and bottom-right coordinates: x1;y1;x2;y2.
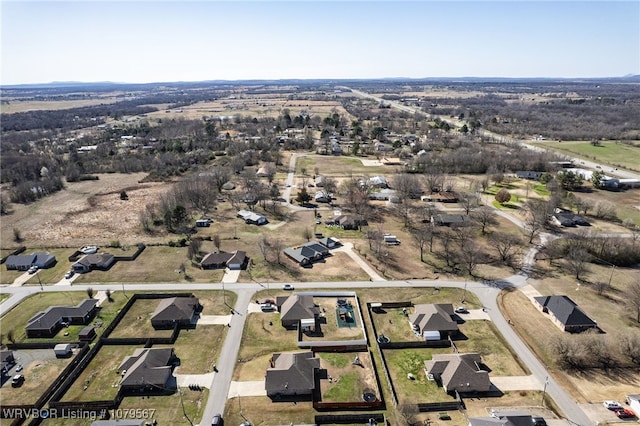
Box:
265;351;321;395
26;299;98;332
119;348;175;389
151;297;199;324
534;295;597;327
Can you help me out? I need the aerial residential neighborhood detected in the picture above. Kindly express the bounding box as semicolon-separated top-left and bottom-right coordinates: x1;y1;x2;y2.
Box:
1;77;638;426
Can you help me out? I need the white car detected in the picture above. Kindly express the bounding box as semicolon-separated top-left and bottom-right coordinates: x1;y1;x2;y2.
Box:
603;401;622;410
282;284;295;291
455;307;469;314
80;246;98;254
64;270;74;279
28;266;38;274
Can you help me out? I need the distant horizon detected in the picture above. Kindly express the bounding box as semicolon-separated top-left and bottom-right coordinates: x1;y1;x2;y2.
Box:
3;74;640;89
2;1;638;85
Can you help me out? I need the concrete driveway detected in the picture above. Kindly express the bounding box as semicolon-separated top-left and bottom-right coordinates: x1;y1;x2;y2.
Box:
221;269;240;283
490;375;543;391
174;371;215;388
227;380;266;398
197;315;232;325
333;242;385;281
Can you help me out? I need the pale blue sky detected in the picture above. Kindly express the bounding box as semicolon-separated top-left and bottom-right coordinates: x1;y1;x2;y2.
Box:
1;1;639;84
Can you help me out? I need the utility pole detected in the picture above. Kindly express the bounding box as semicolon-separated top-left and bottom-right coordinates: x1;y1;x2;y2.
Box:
540;376;549;407
607;265;616;288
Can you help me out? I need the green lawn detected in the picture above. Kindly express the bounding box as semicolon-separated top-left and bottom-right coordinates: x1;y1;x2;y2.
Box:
531;140;640;171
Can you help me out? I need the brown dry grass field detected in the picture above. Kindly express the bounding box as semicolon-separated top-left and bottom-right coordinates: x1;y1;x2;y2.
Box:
1;95;121;114
500;258;640;406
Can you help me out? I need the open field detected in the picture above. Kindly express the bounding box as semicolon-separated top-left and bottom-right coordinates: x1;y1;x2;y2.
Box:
531;140;640;172
1;96;121;114
0;291;128;343
0;173;171;248
296;155;391;176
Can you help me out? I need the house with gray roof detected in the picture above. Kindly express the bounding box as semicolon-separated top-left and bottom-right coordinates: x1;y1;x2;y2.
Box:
432;214;471;227
1;350;15;378
468;411;536;426
5;252;56;271
200;250;248;270
237;210;267;225
26;299;99;338
516;171;543;180
278;294;321;329
409;304;459;340
284;242;329;266
150;296;201;329
265;351;323;399
72;253;115;273
424;353;491;394
534;295;598;333
118;348;177;393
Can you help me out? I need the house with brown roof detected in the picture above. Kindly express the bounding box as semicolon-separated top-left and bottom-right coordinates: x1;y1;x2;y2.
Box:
118;348;177;393
278;294;321;329
409;304;459;340
534;295;598;333
25;299;99;338
424;353;491;394
150;296;202;329
265;351;323;399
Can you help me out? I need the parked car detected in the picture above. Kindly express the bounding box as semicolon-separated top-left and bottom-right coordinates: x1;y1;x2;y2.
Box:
11;374;24;387
455;307;469;314
282;284;295;291
260;304;276;312
531;417;547;426
28;266;38;274
615;409;635;419
80;245;98;254
211;413;223;425
603;401;623;410
64;270;74;279
15;365;23;372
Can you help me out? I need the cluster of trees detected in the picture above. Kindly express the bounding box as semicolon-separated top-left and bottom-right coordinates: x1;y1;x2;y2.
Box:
550;330;640;370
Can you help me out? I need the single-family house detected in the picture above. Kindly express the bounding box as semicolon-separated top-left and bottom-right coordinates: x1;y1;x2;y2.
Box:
265;351;323;399
534;295;598;333
200;250;248;270
150;296;202;329
422;192;459;203
284;242;330;266
424;353;491;394
237;210;267;225
118;348;177;393
26;299;99;338
314;190;332;203
369;176;389;188
314;176;327;187
318;237;340;249
550;210;590;227
432;214;472;227
72;253;115;274
516;171;543;180
5;252;57;271
328;214;367;230
278;294;321;329
468;411;536;426
369;189;399;202
409;304;459;340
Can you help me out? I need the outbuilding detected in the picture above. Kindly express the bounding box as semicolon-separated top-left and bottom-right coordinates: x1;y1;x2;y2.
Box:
54;344;73;358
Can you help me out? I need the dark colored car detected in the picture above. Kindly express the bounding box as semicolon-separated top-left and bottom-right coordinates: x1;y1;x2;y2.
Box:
211;413;223;425
532;417;547;426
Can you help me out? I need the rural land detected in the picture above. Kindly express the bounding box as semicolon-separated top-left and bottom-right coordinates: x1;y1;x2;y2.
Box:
1;78;639;426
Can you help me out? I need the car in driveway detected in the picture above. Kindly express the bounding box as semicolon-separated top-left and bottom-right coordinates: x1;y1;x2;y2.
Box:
531;417;547;426
64;270;74;279
80;245;98;254
603;401;623;410
28;266;38;274
11;374;25;387
615;408;635;419
454;306;469;314
282;284;294;291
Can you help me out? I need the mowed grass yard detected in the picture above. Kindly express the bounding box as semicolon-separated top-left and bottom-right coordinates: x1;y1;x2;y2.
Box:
318;351;379;402
531;140;640;171
0;291;128;343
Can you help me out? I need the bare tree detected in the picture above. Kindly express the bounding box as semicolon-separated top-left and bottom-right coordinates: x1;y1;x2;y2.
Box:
213;234;221;252
472;205;497;234
565;246;590;281
105;289;113;302
7;329;15;344
272;239;284;264
490;233;521;265
619;331;640;365
86;287;94;299
625;280;640;323
523;199;550;243
13;228;23;243
460;240;485;277
257;235;271;262
302;227;312;242
411;224;433;262
459;192;480;215
187;238;202;260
